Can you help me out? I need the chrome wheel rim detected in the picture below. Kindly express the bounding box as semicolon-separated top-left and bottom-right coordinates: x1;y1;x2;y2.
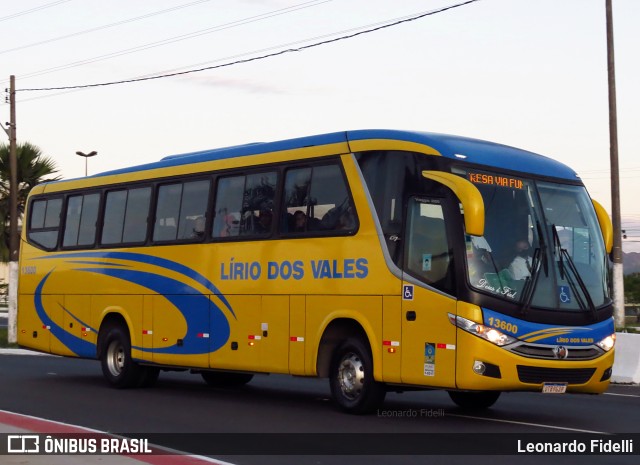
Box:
106;340;125;377
337;352;365;400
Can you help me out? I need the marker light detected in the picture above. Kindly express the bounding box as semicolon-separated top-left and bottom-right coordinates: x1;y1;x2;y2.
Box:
449;314;517;347
473;360;486;375
596;334;616;352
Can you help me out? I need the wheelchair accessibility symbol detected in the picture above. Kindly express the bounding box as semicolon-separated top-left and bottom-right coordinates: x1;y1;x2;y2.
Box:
403;285;414;301
559;285;571;304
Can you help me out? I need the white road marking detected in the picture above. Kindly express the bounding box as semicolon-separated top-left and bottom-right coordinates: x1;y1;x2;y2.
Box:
448;413;610;434
604;392;640;398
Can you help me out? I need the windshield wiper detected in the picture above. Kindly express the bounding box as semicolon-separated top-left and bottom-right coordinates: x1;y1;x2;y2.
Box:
552;225;565;280
520;247;541;316
535;220;549;277
520;221;547;315
551;225;597;320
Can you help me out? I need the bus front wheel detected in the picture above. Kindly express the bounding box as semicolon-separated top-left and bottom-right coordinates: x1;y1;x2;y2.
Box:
447;390;501;410
100;325;156;388
329;337;386;414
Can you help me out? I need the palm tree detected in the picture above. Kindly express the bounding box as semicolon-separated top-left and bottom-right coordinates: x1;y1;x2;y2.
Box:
0;142;61;261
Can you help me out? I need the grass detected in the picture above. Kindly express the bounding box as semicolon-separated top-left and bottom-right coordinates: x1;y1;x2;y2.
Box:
0;327;19;348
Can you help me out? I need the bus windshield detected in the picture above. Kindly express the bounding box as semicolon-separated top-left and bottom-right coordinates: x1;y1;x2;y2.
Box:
465;173;610;311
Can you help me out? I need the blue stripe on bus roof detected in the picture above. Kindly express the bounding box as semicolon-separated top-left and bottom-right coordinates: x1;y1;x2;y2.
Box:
346;129;578;181
86;129;578;181
91;131;349;178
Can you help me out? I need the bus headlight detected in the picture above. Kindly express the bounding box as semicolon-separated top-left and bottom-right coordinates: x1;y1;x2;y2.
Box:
449;314;516;347
596;334;616;352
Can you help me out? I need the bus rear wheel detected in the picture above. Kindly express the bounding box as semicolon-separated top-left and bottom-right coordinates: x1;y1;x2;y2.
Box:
447;390;501;410
100;325;157;388
329;337;386;414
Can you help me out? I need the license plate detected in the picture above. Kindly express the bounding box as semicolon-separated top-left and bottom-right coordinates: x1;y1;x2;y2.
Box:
542;382;567;394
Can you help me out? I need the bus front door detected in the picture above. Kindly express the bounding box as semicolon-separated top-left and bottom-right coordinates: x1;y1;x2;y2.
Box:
400;197;457;388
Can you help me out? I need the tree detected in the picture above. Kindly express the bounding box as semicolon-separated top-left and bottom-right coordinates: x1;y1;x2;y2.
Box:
0;142;61;262
624;273;640;304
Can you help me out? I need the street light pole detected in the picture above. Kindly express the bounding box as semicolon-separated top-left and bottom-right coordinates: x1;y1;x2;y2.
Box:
76;150;97;176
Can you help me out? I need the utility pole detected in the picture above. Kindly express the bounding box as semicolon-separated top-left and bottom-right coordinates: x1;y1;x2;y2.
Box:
7;75;19;343
605;1;625;329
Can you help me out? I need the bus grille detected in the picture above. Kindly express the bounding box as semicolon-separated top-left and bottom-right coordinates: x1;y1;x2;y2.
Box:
516;366;596;385
510;344;602;360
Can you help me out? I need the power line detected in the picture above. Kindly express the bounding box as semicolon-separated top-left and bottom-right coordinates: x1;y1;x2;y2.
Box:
8;0;333;84
127;2;481;85
0;0;212;56
0;0;71;23
16;0;481;93
14;4;443;104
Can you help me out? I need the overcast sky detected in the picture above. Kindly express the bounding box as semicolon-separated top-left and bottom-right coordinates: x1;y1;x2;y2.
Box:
1;0;639;251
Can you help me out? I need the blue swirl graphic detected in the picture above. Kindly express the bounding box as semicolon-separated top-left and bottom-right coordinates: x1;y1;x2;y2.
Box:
35;271;97;358
77;267;229;353
33;252;233;356
37;251;234;317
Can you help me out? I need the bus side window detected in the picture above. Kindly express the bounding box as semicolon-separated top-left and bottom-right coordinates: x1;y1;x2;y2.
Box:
240;172;277;236
122;187;151;243
28;198;63;250
213;172;276;239
103;188;151;246
153;184;181;242
153;180;209;242
281;168;311;234
176;180;210;240
312;165;356;232
63;193;100;248
281;164;356;234
213;177;244;238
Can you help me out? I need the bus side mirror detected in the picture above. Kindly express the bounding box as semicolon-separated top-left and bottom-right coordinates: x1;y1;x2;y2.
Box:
592;199;613;254
422;170;485;236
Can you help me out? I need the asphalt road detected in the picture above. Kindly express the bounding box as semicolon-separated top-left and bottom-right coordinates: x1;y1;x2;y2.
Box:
0;354;638;465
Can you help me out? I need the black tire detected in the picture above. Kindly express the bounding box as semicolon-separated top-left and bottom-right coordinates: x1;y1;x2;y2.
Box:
201;371;254;387
329;337;386;414
448;390;501;410
99;324;146;389
137;366;160;388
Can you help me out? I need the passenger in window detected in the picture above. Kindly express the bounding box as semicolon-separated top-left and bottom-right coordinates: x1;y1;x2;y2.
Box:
293;210;306;232
221;213;240;237
507;238;532;280
255;210;273;234
191;216;206;239
337;207;355;230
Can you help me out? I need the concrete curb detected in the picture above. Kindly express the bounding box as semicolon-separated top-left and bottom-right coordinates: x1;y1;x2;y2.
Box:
0;348;55;356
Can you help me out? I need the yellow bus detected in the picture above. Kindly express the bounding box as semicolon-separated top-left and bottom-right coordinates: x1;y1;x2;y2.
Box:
18;129;615;413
